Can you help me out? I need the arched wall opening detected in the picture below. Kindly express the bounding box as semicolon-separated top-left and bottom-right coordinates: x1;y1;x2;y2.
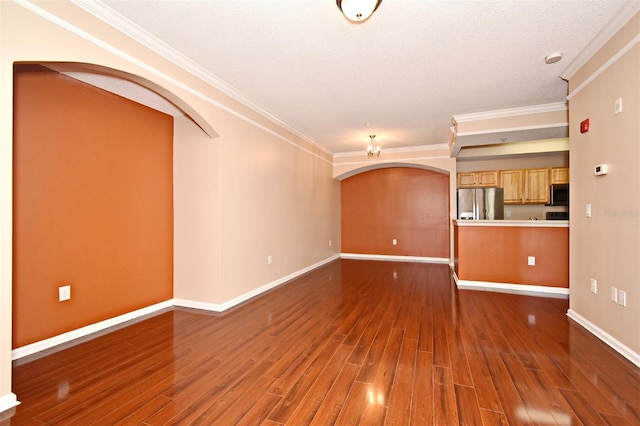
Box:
340;166;451;260
31;61;219;139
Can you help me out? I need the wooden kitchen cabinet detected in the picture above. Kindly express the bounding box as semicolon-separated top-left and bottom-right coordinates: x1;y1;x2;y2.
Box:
457;172;477;188
499;170;524;204
550;167;569;184
457;171;499;188
466;166;568;204
524;168;550;204
476;170;499;187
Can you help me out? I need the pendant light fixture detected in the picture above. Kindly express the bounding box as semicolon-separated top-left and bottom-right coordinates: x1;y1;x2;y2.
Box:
367;135;381;157
336;0;382;22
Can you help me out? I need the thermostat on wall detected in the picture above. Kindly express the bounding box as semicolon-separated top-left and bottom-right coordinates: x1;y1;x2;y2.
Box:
594;164;608;176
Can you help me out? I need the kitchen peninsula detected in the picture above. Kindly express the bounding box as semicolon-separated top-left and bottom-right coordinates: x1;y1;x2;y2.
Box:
453;219;569;296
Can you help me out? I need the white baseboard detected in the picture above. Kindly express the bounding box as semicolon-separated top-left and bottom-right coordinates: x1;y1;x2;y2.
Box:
567;309;640;368
452;272;569;298
0;393;19;416
11;255;341;360
11;300;174;360
341;253;450;264
175;254;340;313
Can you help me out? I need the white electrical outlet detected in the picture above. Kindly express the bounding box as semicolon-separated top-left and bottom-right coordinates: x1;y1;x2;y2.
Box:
611;287;618;303
585;204;592;218
329;240;332;247
590;279;597;294
618;290;627;307
392;239;397;245
59;285;71;302
267;255;272;265
527;256;536;266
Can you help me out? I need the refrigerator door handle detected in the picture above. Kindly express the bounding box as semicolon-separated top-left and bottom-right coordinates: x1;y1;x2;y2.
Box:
472;191;477;220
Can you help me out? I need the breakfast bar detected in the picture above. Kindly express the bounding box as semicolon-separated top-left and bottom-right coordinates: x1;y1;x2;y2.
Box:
453;219;569;296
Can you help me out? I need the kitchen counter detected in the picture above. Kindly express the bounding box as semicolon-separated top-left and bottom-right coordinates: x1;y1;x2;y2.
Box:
453;219;569;228
453;219;569;296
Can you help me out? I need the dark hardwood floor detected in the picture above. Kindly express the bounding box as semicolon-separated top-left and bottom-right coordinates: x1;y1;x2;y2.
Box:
3;259;639;425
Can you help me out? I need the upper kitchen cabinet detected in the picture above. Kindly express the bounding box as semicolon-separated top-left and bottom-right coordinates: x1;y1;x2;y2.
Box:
457;172;477;188
457;171;499;188
550;167;570;184
524;168;550;204
462;165;568;204
499;170;524;204
501;168;550;204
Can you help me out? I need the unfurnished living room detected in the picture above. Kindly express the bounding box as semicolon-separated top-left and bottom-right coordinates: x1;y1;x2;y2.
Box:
1;1;639;425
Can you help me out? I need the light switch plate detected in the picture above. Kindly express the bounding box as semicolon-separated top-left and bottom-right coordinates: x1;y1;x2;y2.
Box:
618;290;627;307
614;98;622;115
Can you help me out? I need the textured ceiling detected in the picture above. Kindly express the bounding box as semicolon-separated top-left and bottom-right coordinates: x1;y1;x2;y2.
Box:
95;0;632;154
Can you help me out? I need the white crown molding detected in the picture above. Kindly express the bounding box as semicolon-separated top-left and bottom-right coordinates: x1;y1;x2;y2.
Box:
453;102;568;124
455;122;568;137
567;34;640;101
567;309;640;368
561;1;640;81
334;143;449;159
68;0;332;158
332;157;453;170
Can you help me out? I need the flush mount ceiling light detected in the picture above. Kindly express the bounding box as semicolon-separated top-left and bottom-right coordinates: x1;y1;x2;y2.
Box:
367;134;381;157
545;52;563;64
336;0;382;22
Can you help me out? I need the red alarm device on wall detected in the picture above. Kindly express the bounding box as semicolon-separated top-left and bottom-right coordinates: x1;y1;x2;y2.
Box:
580;118;590;133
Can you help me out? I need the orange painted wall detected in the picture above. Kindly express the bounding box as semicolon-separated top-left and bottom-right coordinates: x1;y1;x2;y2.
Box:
13;65;174;347
341;167;449;258
454;225;568;287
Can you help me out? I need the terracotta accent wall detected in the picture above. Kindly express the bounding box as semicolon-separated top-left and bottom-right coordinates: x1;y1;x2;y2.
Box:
341;167;449;258
13;66;173;347
454;225;569;287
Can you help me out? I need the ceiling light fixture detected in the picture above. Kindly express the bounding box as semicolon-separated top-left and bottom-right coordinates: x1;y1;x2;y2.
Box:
336;0;382;22
367;134;381;157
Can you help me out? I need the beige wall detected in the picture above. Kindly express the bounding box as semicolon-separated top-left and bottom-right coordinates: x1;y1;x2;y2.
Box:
0;0;340;408
173;115;222;303
568;13;639;358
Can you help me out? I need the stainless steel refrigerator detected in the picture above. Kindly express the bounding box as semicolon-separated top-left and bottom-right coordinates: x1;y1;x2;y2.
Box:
457;187;504;220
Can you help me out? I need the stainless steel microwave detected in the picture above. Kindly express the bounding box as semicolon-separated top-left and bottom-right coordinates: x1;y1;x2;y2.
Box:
549;183;569;206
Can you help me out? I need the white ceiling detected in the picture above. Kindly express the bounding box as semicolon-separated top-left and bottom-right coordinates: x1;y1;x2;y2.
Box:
82;0;634;154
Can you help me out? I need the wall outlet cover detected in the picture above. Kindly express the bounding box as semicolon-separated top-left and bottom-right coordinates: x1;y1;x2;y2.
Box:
59;285;71;302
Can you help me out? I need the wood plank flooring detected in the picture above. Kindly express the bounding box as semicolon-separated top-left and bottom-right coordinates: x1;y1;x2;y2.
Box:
3;259;639;425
